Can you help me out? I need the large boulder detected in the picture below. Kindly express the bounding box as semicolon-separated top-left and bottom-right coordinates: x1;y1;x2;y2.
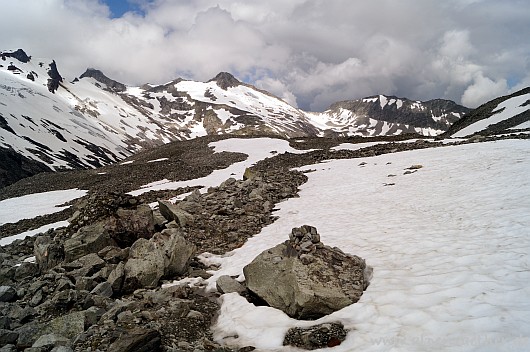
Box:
158;200;194;227
243;225;372;320
64;222;116;262
122;228;196;293
34;236;65;272
106;204;156;246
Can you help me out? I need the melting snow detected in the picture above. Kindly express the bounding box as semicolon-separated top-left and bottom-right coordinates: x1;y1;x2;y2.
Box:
198;138;530;351
0;221;70;247
147;158;169;163
0;189;86;225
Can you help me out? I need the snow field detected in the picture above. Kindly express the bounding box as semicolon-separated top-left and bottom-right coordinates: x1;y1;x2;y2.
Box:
0;189;87;225
201;139;530;351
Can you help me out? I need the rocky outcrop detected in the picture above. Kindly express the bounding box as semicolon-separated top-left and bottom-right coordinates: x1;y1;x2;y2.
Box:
79;68;127;93
208;72;240;90
244;225;372;319
0;146;52;189
47;60;63;93
0;49;31;63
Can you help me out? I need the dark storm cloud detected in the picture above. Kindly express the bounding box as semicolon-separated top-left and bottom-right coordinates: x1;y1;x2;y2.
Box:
1;0;528;110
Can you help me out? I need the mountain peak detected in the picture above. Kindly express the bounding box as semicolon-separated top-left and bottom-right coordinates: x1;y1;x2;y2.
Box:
0;49;31;63
208;72;240;90
79;68;126;92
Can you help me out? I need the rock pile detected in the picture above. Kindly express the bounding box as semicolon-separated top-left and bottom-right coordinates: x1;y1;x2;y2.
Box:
244;225;372;320
0;168;308;351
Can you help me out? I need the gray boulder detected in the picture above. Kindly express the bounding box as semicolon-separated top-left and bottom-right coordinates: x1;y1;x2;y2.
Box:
243;225;371;319
216;275;246;295
122;228;195;293
158;200;194;227
63;221;116;262
107;205;156;246
32;333;70;349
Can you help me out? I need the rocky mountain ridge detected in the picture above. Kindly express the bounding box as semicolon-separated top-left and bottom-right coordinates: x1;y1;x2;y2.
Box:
0;49;470;188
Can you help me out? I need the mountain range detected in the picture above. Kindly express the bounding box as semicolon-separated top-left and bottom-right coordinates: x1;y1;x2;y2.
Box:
1;48;529;189
0;49;529;352
0;49;472;186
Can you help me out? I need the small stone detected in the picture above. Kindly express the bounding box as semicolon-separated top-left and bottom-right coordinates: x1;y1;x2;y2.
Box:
90;282;113;298
32;333;70;349
0;329;18;345
216;275;246;295
0;286;16;302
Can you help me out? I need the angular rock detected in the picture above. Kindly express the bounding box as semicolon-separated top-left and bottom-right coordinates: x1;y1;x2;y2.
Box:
90;282;113;298
0;344;16;352
0;286;16;302
14;262;38;281
107;261;125;294
283;322;347;349
34;236;64;272
122;239;165;292
32;333;70;349
0;329;18;345
158;200;194;227
41;311;86;339
98;246;129;264
244;225;371;319
159;228;196;277
62;253;105;277
64;222;116;262
216;275;246;294
107;205;155;246
122;229;195;293
107;327;161;352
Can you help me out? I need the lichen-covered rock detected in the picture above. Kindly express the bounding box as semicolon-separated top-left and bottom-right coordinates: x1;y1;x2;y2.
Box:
244;225;371;319
122;228;195;293
283;322;347;349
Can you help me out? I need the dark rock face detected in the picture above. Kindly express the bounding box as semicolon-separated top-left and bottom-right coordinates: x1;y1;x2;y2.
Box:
244;225;372;320
0;147;52;189
443;86;530;138
0;49;31;63
328;95;470;131
208;72;240;90
79;68;127;92
47;60;63;93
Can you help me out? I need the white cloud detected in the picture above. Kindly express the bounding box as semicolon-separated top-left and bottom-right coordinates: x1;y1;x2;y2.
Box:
0;0;528;110
461;73;508;107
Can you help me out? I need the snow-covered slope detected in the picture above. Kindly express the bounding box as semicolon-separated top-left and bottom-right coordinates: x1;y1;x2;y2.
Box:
0;49;468;187
447;88;530;138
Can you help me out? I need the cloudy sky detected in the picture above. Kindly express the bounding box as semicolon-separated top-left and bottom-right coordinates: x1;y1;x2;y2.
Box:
1;0;529;111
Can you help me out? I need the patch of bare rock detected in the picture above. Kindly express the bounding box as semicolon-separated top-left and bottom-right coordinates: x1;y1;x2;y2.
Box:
0;169;329;351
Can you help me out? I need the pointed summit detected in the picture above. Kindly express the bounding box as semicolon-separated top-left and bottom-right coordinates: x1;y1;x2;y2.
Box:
80;68;126;92
208;72;240;90
0;49;31;63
